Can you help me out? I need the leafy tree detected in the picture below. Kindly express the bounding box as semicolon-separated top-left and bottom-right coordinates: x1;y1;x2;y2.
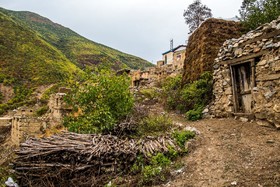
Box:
64;68;134;134
183;0;212;33
238;0;280;31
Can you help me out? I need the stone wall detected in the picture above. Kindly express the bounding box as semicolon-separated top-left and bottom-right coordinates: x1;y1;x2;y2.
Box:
11;116;44;145
182;18;242;84
210;16;280;128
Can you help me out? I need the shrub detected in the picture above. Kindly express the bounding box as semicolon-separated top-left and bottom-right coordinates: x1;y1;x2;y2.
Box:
161;72;212;120
185;105;203;121
161;75;182;110
36;106;49;116
173;130;196;149
142;165;162;184
64;68;134;134
137;115;172;136
151;153;171;167
139;88;158;100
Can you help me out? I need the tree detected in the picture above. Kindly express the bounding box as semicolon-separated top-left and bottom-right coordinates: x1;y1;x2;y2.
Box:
183;0;212;33
238;0;280;31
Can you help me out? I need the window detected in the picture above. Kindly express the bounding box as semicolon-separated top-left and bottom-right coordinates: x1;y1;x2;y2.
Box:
176;54;181;61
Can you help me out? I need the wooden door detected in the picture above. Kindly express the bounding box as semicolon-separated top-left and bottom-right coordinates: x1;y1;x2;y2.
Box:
231;62;253;113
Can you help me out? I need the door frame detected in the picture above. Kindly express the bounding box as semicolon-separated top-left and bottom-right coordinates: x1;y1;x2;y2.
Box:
230;59;256;114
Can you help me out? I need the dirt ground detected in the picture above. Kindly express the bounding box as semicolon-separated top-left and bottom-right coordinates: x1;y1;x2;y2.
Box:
160;113;280;187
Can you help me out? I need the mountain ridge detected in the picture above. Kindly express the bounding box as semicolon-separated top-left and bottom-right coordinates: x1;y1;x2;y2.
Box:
0;7;153;70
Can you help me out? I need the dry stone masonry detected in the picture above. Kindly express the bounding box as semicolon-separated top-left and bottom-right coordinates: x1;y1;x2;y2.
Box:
210;16;280;128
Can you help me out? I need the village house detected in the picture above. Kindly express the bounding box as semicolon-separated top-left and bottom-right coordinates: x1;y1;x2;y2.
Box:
159;44;187;70
210;16;280;128
131;42;187;87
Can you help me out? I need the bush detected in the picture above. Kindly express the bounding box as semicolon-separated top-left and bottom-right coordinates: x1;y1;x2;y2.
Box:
161;72;212;120
173;130;196;149
161;75;182;110
142;165;162;184
137;115;172;136
36;106;49;116
151;153;171;167
64;68;134;134
186;105;203;121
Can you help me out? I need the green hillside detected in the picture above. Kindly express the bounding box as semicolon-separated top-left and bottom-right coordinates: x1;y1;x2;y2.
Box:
1;8;153;70
0;11;82;87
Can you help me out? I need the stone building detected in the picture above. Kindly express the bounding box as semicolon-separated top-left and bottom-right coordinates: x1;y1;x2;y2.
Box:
210;17;280;128
131;44;187;87
160;45;187;70
9;87;71;145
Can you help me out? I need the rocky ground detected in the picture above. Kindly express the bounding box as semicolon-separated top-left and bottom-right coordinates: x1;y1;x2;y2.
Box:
159;113;280;187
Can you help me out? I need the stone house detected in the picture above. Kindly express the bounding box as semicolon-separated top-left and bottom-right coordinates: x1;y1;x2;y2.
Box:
210;17;280;128
130;44;187;87
160;45;187;70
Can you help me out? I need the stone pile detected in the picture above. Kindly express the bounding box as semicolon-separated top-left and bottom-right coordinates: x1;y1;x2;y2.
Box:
210;16;280;128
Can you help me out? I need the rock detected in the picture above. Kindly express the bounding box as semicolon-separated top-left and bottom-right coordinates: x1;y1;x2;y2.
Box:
266;140;275;144
183;126;200;135
256;120;271;127
239;117;249;122
202;108;209;114
234;48;242;56
253;47;261;53
225;87;232;95
253;87;259;91
264;91;276;99
273;104;280;113
255;112;267;120
257;60;267;66
213;64;220;70
231;181;237;186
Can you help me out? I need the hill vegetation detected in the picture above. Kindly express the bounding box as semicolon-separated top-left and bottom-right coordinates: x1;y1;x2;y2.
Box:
0;11;82;86
0;7;153;70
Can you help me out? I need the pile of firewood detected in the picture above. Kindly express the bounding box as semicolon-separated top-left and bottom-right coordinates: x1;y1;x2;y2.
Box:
13;132;180;187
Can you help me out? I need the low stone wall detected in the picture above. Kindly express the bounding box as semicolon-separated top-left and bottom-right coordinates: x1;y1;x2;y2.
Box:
210;16;280;128
11;116;44;145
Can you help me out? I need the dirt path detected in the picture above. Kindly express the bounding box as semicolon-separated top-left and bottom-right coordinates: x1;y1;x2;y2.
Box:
162;114;280;187
2;101;279;186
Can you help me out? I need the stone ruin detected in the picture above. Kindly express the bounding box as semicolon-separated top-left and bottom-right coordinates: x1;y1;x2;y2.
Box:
210;16;280;128
0;87;71;145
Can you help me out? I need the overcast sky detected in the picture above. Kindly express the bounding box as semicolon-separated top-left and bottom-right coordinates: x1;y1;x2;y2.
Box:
0;0;243;63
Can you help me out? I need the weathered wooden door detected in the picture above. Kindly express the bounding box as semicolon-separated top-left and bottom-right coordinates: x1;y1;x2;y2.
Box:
231;62;253;113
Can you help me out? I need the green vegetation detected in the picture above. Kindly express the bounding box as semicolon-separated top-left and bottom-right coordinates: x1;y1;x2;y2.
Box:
64;69;134;134
238;0;280;31
0;7;153;114
0;7;153;70
0;11;82;87
35;106;49;116
173;130;196;149
137;115;173;136
0;166;14;187
130;128;195;185
161;72;212;121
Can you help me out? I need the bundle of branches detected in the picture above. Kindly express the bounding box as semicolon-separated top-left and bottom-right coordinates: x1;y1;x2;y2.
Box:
13;132;180;186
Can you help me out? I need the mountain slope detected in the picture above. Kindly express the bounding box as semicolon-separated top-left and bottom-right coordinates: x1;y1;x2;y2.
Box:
0;11;82;86
0;8;153;70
